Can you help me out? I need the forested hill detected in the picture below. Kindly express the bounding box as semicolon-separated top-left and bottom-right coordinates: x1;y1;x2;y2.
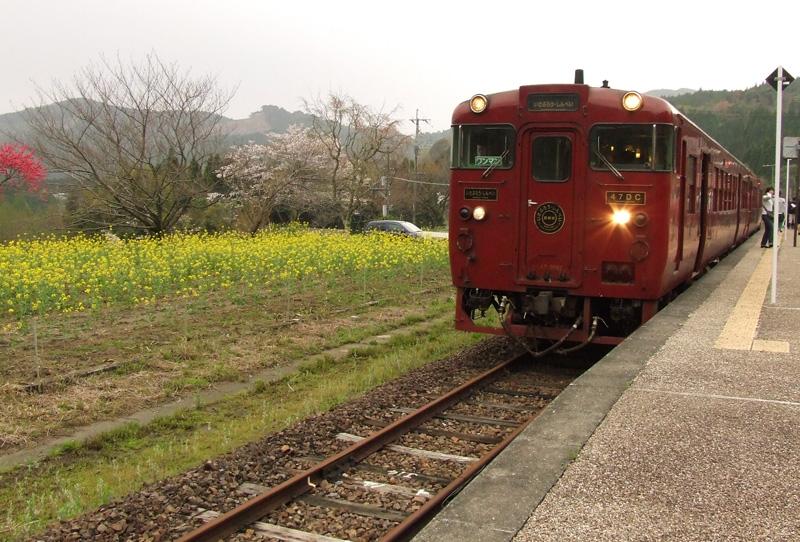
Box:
665;83;800;177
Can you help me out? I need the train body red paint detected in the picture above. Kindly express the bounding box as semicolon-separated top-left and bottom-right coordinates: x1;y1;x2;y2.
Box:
449;77;762;346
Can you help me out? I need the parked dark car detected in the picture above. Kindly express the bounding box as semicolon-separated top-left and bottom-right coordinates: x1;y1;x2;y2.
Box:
364;220;423;237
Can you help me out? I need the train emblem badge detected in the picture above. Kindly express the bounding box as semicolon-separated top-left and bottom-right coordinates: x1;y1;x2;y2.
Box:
534;202;565;234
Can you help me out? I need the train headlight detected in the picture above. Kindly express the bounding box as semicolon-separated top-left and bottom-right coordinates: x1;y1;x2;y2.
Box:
459;207;471;220
469;94;488;114
612;209;631;225
473;206;487;220
622;91;643;111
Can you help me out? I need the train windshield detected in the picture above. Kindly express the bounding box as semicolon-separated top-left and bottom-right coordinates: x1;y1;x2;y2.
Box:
451;125;515;170
589;124;674;172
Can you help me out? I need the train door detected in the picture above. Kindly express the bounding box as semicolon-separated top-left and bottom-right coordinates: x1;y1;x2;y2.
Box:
521;129;581;285
693;153;710;272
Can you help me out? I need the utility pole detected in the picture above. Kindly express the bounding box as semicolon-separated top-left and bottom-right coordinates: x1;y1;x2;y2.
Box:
383;151;390;217
409;109;430;224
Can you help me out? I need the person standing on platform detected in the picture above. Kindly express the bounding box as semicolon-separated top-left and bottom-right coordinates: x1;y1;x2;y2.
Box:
762;187;774;248
778;194;787;232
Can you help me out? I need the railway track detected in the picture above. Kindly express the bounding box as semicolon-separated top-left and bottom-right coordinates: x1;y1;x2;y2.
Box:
176;354;581;542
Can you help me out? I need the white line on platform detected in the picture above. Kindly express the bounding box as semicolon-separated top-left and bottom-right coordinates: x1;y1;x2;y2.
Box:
714;249;790;353
633;388;800;408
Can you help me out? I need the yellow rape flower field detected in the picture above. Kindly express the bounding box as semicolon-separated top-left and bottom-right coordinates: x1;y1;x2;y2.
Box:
0;226;454;452
0;226;447;319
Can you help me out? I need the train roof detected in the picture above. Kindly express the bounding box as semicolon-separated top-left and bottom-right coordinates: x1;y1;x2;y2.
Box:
452;84;678;123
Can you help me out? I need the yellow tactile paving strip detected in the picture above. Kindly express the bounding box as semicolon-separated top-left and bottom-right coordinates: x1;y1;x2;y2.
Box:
714;248;790;352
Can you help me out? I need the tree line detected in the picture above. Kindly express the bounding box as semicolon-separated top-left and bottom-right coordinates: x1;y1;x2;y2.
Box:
668;83;800;187
5;54;450;239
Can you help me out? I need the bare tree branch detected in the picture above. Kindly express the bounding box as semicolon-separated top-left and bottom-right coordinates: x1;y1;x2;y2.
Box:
303;92;407;229
23;53;234;234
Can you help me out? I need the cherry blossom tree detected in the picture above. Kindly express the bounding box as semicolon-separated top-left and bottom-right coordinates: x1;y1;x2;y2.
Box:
0;143;47;193
303;93;407;229
218;125;327;232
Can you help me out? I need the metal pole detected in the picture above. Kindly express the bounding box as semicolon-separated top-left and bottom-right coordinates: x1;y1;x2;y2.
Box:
381;175;388;217
795;149;800;247
772;67;783;304
786;158;791;237
384;153;390;218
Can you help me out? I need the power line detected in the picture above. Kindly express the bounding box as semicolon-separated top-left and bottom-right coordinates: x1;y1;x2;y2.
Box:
387;176;448;187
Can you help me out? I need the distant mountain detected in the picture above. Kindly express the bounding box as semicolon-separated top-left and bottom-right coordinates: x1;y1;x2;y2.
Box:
1;102;454;148
0;109;30;140
414;129;450;151
0;103;314;146
646;88;696;98
221;105;314;144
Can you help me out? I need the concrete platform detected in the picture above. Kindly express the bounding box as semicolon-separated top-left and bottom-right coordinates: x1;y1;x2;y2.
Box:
415;232;800;541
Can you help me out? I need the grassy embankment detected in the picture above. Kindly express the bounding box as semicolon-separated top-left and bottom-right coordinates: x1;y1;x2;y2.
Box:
0;227;484;541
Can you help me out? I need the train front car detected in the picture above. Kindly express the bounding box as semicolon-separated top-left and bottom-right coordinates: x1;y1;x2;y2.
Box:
449;79;679;347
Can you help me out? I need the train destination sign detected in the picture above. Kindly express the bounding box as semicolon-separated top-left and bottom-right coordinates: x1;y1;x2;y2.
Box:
527;93;580;112
606;191;646;205
464;188;498;201
473;155;502;167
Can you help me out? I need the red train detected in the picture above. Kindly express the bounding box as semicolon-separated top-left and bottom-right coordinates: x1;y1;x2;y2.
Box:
449;71;762;348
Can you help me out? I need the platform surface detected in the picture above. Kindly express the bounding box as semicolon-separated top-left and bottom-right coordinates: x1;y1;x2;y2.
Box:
415;233;800;542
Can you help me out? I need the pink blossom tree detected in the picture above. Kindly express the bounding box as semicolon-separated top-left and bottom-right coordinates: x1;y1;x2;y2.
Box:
0;143;47;193
218;125;328;232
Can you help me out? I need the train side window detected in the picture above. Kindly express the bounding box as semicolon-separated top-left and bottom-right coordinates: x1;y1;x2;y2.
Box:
725;173;731;210
737;175;743;209
532;136;571;182
652;125;675;171
686;155;697;214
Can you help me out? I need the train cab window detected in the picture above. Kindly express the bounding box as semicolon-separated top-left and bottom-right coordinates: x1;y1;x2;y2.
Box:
451;125;515;170
532;136;571;182
590;124;674;172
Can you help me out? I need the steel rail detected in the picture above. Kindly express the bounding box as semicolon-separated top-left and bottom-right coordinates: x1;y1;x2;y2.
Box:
176;353;525;542
380;404;536;541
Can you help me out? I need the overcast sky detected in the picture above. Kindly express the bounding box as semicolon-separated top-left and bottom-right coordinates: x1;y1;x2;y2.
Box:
3;0;799;133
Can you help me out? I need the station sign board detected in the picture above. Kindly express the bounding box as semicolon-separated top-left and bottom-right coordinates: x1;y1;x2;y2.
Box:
783;136;800;159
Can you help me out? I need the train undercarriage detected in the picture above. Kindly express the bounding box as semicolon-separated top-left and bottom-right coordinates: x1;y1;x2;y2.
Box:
458;287;659;348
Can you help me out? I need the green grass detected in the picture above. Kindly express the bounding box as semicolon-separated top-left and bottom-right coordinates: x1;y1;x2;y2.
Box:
1;267;452;447
0;318;483;541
